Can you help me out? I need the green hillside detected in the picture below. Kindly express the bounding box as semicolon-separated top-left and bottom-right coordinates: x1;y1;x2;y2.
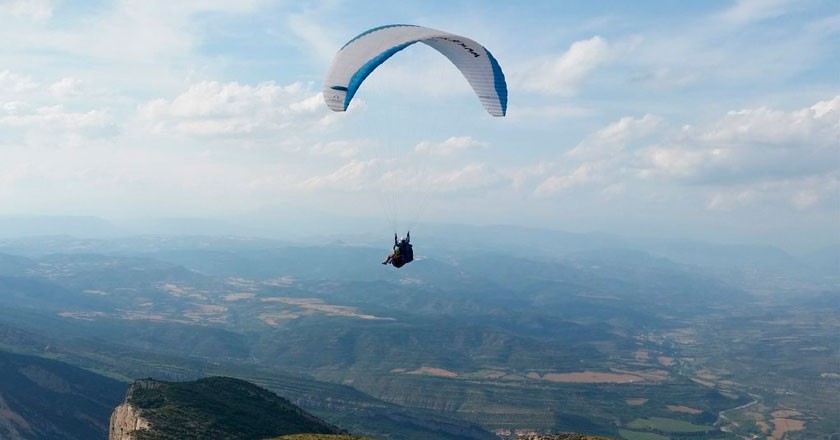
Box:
126;377;343;440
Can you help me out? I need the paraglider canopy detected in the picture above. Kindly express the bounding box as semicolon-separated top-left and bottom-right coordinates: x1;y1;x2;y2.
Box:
323;24;507;116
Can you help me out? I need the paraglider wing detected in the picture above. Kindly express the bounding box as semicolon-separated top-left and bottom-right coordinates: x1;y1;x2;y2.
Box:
323;24;507;116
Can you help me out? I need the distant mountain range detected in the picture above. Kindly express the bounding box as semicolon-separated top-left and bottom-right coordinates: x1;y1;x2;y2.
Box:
1;215;835;281
0;230;835;439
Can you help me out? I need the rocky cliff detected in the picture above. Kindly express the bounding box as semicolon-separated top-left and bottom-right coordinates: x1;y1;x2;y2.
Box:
109;401;151;440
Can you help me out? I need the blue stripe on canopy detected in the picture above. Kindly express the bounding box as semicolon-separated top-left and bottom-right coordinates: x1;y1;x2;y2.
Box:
486;50;508;116
344;41;418;111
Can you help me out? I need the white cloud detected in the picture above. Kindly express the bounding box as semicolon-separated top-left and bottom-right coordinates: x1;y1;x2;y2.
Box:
0;70;38;94
298;158;503;195
705;188;757;211
0;71;110;146
0;0;275;101
532;96;840;214
535;162;604;196
535;114;662;197
718;0;795;25
517;36;612;96
415;136;487;155
811;95;840;118
136;81;330;137
507;161;551;190
49;77;83;98
2;101;27;114
0;0;53;21
309;140;360;158
0;104;109;131
424;163;502;192
569;114;662;159
287;12;342;62
300;159;377;191
643;96;840;183
705;175;838;211
506;104;594;122
379;162;502;193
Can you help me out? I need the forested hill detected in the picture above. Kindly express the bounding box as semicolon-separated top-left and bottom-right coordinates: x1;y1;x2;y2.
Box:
110;377;344;440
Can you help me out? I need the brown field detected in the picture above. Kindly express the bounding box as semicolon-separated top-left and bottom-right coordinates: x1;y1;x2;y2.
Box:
478;370;507;379
765;409;805;440
262;276;295;287
612;368;669;382
83;289;109;296
258;297;395;321
58;311;106;321
667;405;703;414
695;371;719;381
691;377;716;388
634;350;650;362
771;410;802;418
160;283;187;296
771;417;805;439
657;356;675;366
541;372;643;383
625;398;648;406
756;420;770;433
662;328;697;345
258;312;302;326
119;311;190;323
160;283;207;300
223;292;255;301
184;304;228;323
225;277;257;289
406;367;458;378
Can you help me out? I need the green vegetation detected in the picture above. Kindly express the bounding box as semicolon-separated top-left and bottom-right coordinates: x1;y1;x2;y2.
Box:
627;417;712;433
128;377;342;440
618;430;669;440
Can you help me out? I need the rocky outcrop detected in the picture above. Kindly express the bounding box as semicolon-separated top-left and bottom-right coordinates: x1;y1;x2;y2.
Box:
108;380;158;440
108;402;150;440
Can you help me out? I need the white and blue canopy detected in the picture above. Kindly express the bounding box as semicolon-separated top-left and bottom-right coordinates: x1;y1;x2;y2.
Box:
323;24;507;117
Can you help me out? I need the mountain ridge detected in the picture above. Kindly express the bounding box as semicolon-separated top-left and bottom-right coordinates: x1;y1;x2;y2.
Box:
110;376;344;440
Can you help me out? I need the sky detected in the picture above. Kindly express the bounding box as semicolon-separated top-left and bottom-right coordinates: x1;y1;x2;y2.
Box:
0;0;838;251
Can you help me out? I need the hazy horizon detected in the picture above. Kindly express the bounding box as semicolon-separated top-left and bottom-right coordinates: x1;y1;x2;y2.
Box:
1;1;838;253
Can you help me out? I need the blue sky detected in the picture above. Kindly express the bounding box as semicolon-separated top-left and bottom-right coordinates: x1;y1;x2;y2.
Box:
0;0;838;251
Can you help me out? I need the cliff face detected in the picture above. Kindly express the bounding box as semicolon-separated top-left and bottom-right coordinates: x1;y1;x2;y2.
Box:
108;402;151;440
108;379;158;440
